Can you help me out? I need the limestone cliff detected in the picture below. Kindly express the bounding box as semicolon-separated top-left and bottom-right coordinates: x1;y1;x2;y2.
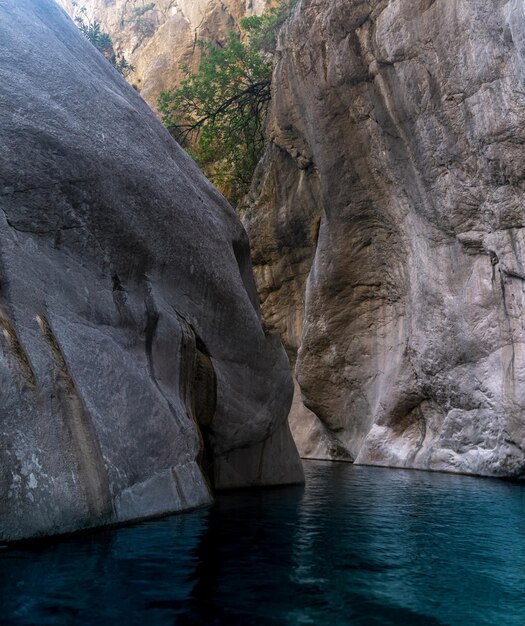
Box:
56;0;269;110
246;0;525;477
0;0;302;543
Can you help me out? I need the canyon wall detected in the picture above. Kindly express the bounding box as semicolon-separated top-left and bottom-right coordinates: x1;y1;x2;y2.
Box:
246;0;525;477
47;0;525;479
0;0;302;543
56;0;269;110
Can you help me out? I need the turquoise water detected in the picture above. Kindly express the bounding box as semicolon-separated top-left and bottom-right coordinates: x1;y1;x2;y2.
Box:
1;460;525;625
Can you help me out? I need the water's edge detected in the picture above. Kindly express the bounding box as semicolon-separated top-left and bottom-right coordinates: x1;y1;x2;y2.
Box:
1;460;525;625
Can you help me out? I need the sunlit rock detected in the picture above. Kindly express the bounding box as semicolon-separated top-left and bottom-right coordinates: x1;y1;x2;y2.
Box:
246;0;525;477
55;0;270;110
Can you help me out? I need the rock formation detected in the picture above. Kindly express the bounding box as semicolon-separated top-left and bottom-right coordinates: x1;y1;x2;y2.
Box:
0;0;302;543
246;0;525;477
56;0;269;110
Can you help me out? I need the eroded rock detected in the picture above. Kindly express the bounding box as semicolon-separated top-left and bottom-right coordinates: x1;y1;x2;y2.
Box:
0;0;302;543
247;0;525;477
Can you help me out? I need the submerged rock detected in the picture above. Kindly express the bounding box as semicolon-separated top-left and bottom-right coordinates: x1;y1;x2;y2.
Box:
0;0;302;543
246;0;525;477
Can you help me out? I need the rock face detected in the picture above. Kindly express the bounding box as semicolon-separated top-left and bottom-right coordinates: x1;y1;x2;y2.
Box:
246;0;525;477
56;0;269;110
0;0;302;543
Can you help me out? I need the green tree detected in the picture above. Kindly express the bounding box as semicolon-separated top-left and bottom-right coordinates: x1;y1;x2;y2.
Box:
74;6;135;77
158;0;295;205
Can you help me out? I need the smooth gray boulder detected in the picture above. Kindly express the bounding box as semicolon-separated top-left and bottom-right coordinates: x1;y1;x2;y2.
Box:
0;0;302;543
246;0;525;477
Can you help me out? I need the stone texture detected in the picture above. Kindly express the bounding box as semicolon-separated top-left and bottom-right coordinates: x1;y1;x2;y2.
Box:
0;0;302;543
245;145;352;460
246;0;525;477
56;0;270;110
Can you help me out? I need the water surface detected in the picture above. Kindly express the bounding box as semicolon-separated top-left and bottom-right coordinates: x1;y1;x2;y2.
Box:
1;461;525;625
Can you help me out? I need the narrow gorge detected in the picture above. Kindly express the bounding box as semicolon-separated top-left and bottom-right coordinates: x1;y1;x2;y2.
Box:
3;1;525;623
62;0;525;479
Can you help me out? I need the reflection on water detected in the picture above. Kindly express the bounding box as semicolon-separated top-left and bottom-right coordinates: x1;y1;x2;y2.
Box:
2;461;525;625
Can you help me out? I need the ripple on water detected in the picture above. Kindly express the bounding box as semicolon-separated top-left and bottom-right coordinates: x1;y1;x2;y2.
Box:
1;461;525;625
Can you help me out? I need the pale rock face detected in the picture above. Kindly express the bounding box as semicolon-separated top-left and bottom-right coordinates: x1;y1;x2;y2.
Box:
0;0;302;543
246;0;525;477
56;0;270;110
245;145;352;461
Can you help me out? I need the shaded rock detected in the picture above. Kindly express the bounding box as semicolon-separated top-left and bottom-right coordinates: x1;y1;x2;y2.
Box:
245;144;350;460
247;0;525;477
0;0;302;543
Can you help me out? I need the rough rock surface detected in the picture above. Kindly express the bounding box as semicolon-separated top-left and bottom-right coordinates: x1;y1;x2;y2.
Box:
56;0;269;110
246;0;525;477
0;0;302;543
246;146;352;461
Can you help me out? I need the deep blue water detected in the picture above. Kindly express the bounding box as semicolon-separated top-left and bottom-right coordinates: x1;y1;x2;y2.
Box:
1;461;525;625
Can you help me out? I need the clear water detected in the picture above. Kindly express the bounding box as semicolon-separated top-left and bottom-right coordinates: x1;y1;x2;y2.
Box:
1;460;525;625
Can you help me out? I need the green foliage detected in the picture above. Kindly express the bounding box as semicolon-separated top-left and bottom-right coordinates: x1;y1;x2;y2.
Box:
113;56;135;76
157;0;295;205
74;5;135;77
158;33;271;204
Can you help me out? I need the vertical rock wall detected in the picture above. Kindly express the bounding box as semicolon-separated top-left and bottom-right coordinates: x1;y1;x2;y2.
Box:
247;0;525;477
